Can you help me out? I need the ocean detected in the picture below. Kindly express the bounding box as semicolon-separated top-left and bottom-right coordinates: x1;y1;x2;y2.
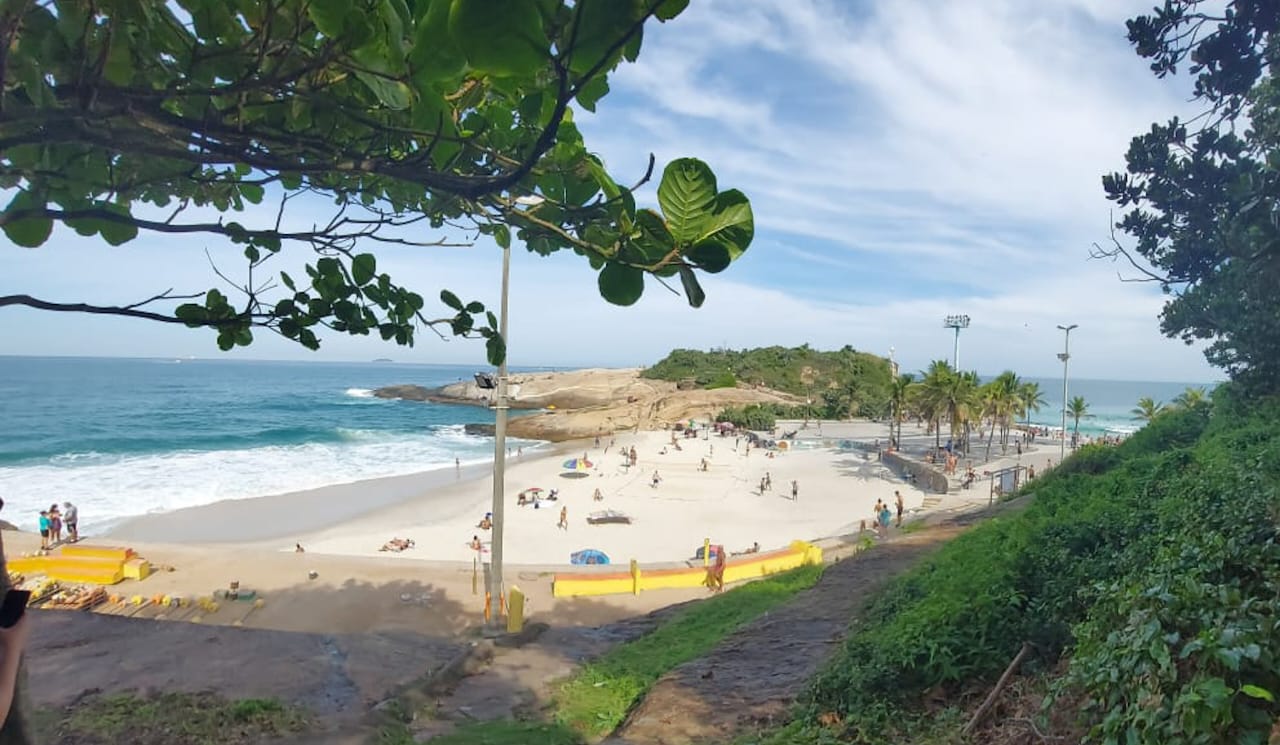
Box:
0;357;1212;534
0;356;540;534
1016;375;1215;436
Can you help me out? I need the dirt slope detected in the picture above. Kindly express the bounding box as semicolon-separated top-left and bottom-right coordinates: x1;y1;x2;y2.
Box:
603;523;970;744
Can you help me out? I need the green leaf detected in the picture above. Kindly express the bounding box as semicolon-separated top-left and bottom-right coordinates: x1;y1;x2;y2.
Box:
280;271;296;291
1;191;53;248
465;301;485;313
440;289;464;310
598;262;644;306
486;334;506;366
678;265;705;308
654;0;690;21
352;253;377;285
449;0;549;77
410;0;467;81
97;205;139;246
576;75;610;112
493;224;511;249
697;188;754;259
657;158;717;244
1239;685;1274;702
565;0;641;76
355;71;413;110
239;183;265;204
688;240;731;273
307;0;349;36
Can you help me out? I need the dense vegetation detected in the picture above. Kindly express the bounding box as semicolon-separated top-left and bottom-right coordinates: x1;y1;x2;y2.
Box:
1102;2;1280;394
783;390;1280;743
643;345;893;418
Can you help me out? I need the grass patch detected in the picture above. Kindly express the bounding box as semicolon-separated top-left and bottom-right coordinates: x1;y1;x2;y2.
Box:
553;562;824;737
38;692;309;745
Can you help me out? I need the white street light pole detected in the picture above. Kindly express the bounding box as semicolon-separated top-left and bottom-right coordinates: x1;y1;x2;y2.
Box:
486;195;542;628
1057;324;1078;462
487;241;511;624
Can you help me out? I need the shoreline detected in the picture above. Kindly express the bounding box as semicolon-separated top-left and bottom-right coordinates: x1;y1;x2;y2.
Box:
102;441;570;545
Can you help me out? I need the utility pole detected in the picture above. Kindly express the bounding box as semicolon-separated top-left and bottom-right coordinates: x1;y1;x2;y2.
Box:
943;314;970;369
1057;324;1078;462
486;242;511;627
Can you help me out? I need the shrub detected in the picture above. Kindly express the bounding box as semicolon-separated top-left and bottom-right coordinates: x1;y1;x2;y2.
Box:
715;404;776;431
706;371;737;389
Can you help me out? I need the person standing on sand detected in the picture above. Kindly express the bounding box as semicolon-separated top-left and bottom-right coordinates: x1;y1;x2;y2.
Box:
764;472;772;491
63;501;78;542
791;480;798;501
895;491;905;527
558;505;568;531
48;504;62;545
879;503;892;536
651;470;661;488
38;510;50;550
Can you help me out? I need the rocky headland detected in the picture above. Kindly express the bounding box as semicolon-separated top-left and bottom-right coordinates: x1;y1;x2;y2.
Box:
374;368;802;441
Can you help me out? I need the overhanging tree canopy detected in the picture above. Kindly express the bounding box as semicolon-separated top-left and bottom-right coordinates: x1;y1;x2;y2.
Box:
1101;1;1280;391
0;0;755;363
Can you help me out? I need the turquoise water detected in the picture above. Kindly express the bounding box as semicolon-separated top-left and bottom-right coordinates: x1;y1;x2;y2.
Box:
1015;376;1215;436
0;356;540;532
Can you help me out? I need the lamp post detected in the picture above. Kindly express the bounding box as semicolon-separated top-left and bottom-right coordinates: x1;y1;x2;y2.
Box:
484;195;542;628
1057;324;1078;462
943;315;970;369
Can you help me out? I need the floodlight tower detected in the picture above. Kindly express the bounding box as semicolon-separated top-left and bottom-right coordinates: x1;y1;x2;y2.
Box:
943;314;970;369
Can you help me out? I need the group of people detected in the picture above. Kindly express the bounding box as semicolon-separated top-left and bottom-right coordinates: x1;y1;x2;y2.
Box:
38;501;78;549
870;491;906;536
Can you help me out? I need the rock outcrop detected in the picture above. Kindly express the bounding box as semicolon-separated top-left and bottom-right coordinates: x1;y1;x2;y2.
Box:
374;368;803;442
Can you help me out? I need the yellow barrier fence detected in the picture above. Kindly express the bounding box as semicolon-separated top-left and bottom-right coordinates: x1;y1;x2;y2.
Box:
551;540;823;598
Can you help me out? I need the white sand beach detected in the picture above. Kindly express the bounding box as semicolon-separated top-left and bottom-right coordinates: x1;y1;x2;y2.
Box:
292;427;930;565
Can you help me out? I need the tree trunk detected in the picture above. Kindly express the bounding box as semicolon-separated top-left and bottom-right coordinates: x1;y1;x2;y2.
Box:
0;531;37;744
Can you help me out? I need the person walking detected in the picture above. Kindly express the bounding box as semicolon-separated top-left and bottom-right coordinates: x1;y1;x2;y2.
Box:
791;480;799;501
894;491;905;527
558;505;568;531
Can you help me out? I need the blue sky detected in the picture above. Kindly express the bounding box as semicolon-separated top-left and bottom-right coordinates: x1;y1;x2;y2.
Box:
0;0;1220;382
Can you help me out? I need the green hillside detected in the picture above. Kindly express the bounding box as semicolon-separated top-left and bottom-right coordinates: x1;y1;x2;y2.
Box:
642;345;894;419
758;388;1280;744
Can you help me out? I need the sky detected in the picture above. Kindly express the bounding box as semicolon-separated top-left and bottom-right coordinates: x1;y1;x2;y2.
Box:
0;0;1221;382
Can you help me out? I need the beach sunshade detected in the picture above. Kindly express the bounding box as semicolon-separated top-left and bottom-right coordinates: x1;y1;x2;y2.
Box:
562;458;593;471
570;549;611;565
519;487;544;496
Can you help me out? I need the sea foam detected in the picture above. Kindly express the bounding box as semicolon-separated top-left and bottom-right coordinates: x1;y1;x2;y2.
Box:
0;426;536;534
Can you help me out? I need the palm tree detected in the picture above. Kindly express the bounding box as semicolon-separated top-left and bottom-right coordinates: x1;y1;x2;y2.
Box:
1131;396;1166;422
918;360;955;450
1172;386;1208;410
888;373;915;448
1019;381;1046;426
1067;395;1092;445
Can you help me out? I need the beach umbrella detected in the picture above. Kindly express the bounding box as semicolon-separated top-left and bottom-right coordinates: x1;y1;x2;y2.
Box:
562;458;592;471
570;549;610;565
519;487;544;497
